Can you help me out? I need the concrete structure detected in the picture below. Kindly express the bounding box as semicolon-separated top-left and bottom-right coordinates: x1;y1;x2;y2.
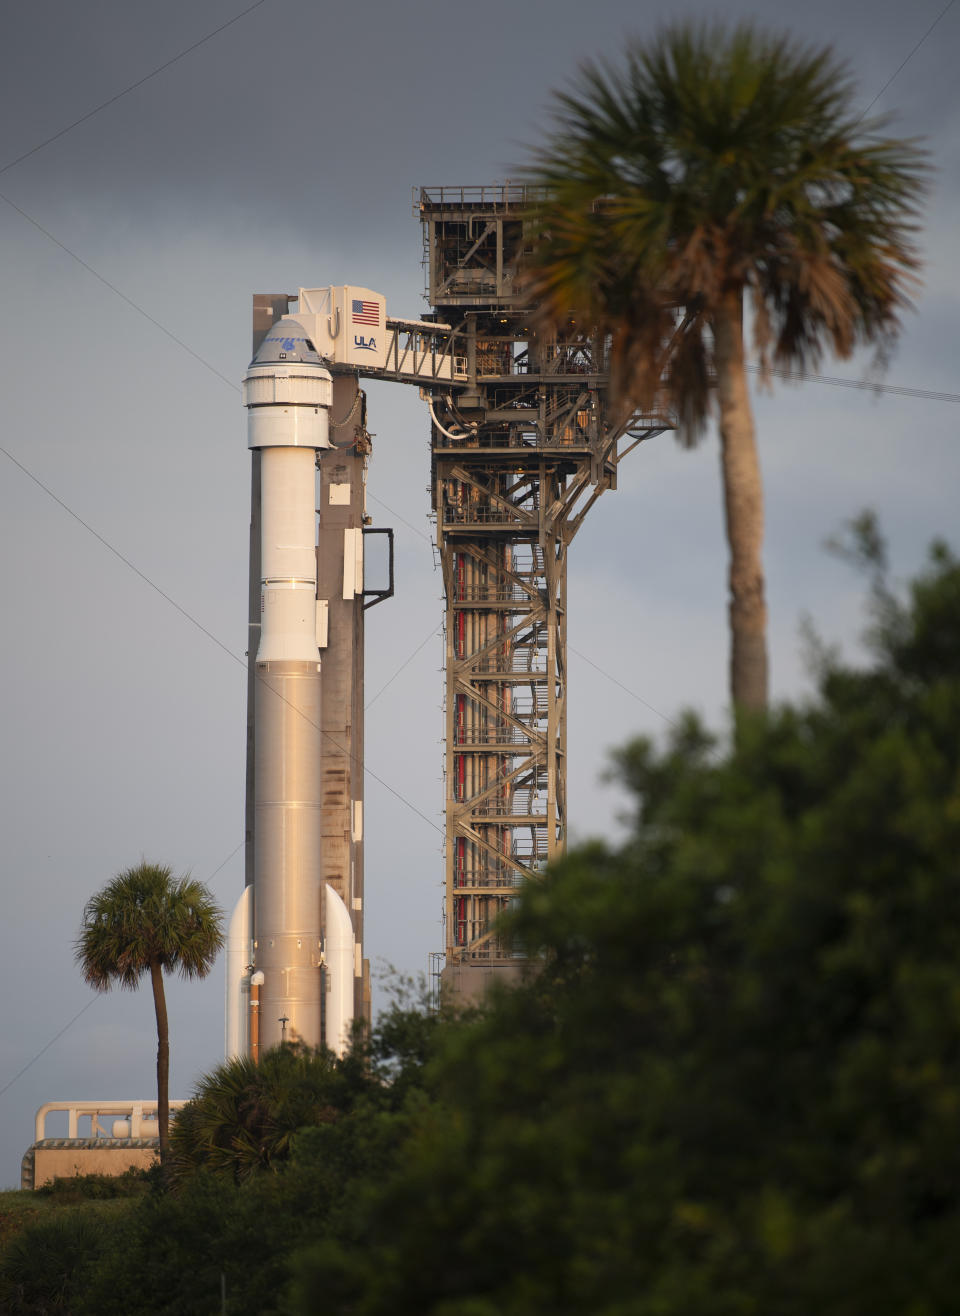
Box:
21;1101;187;1189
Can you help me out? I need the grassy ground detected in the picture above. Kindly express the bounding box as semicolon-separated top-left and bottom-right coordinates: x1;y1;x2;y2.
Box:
0;1191;49;1249
0;1172;150;1249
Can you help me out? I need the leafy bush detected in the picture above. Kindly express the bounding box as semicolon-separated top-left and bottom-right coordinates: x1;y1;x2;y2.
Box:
0;1211;107;1314
289;536;960;1315
9;531;960;1315
169;1041;378;1183
36;1167;151;1204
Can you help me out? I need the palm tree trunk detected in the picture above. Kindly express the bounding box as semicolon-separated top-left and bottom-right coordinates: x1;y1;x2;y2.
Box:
149;958;170;1162
712;290;768;713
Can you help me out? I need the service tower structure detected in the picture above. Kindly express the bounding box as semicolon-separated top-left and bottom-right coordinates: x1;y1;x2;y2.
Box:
418;185;670;1000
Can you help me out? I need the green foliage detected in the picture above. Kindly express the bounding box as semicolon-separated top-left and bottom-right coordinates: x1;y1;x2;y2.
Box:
70;1007;442;1316
75;862;224;992
75;860;224;1161
526;21;927;437
526;22;928;710
290;538;960;1314
0;1193;47;1250
36;1167;151;1203
169;1042;377;1183
11;543;960;1313
75;1173;264;1316
0;1202;135;1315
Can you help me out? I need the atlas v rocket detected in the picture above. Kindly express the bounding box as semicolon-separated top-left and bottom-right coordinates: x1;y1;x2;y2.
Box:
226;288;390;1059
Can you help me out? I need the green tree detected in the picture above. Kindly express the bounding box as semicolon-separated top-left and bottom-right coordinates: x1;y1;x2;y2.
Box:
30;540;960;1314
526;23;926;711
76;862;224;1161
290;535;960;1314
68;1004;440;1316
170;1042;374;1183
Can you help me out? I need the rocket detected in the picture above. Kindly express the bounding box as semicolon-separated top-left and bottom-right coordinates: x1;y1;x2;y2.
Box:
226;314;358;1057
225;285;411;1062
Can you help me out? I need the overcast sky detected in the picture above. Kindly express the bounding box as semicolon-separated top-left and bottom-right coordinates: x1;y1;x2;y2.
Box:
0;0;956;1187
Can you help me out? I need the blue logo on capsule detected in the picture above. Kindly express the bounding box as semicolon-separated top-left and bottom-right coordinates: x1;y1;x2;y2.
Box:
264;332;307;352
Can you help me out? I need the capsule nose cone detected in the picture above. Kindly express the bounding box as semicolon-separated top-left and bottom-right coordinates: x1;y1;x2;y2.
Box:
242;313;333;450
252;316;324;366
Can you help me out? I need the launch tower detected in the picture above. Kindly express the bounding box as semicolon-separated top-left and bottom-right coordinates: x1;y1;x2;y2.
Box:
230;188;671;1049
418;185;669;999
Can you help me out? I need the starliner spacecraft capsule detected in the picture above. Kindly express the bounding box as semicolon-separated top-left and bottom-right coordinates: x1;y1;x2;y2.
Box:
227;315;357;1056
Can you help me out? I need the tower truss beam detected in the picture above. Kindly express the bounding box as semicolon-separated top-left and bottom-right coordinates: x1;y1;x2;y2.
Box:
418;185;670;999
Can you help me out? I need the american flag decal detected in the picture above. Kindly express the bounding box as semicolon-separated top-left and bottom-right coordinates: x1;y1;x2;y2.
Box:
352;298;379;326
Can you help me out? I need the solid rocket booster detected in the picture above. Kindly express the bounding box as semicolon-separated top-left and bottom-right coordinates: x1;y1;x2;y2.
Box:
240;319;345;1052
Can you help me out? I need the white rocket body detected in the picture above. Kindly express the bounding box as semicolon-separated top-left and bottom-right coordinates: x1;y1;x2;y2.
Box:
227;316;356;1056
224;884;253;1058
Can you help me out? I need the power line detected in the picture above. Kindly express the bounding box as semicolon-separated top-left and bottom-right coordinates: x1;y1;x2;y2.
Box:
0;441;242;664
0;999;99;1101
569;645;678;731
0;840;245;1105
204;841;245;888
745;362;960;404
0;0;275;179
6;175;954;411
0;197;447;830
857;0;956;121
0;439;443;838
367;491;434;544
366;626;442;710
0;190;237;392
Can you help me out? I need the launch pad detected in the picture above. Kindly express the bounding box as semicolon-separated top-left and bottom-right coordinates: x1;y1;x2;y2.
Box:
22;186;670;1185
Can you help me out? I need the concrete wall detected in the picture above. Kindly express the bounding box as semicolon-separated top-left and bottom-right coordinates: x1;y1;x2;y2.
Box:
23;1141;158;1189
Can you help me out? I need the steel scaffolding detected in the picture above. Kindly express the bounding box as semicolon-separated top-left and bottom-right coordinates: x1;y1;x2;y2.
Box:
418;185;670;999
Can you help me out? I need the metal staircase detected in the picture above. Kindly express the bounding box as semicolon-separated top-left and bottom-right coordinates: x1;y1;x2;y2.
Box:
417;184;670;997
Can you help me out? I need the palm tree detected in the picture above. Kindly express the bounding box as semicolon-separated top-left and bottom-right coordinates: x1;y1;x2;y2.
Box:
169;1042;370;1183
76;862;224;1161
526;22;926;711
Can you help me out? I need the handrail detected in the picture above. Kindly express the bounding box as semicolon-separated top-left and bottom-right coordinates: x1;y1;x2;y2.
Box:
35;1099;189;1142
419;183;542;209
